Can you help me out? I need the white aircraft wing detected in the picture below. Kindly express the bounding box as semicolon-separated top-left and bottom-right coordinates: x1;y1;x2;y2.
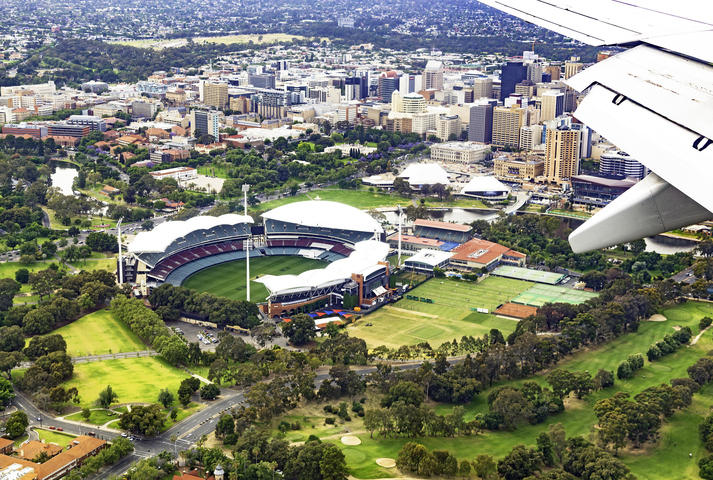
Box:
478;0;713;252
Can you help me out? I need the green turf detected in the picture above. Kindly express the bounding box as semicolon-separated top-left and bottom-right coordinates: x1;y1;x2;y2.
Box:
182;255;327;303
13;295;40;304
492;265;566;284
253;188;415;212
35;429;77;447
512;283;599;307
64;408;119;425
0;261;67;280
67;258;117;273
26;308;146;357
63;356;193;408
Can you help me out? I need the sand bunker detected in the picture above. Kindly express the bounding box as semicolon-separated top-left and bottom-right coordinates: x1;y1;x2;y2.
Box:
341;436;361;446
376;458;396;468
648;314;667;322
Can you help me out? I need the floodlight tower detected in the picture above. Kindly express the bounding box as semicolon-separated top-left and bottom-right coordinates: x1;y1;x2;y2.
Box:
397;205;404;267
117;217;124;284
242;185;251;301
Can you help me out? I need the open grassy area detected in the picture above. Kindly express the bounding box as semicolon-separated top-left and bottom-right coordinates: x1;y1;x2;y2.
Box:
35;429;77;447
27;308;146;357
67;258;117;273
13;295;40;304
198;164;231;179
182;255;327;303
64;408;119;426
253;188;415;212
165;402;203;427
0;260;67;281
63;356;193;408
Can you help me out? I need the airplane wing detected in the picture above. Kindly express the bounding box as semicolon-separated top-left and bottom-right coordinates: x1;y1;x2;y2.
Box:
477;0;713;252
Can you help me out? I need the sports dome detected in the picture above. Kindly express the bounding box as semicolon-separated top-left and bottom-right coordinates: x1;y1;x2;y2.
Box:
128;214;253;254
461;176;511;198
261;201;384;234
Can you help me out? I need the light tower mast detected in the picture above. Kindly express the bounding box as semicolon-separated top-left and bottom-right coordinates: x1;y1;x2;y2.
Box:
242;185;251;301
397;205;404;267
117;217;124;284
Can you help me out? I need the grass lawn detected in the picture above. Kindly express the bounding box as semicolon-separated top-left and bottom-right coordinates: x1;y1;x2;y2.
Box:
182;255;327;303
63;356;193;408
13;295;40;304
27;308;146;357
198;164;230;179
13;434;28;447
35;429;77;447
107;419;122;430
67;258;117;273
64;409;118;426
164;402;203;427
253;188;415;212
0;260;67;281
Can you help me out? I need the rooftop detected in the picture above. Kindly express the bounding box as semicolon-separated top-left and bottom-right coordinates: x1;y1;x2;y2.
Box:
262;201;384;234
414;219;472;232
450;238;525;265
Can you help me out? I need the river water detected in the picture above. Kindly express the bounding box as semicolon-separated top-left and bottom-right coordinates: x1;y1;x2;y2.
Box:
50;162;79;195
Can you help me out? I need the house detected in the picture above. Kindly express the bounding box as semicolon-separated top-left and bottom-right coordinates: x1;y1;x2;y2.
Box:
16;440;63;461
146;128;170;140
159;197;185;210
171;126;188;136
47;136;80;148
0;438;13;455
100;185;120;197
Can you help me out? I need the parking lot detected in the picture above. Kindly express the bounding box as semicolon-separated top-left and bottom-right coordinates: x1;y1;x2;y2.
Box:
172;321;252;351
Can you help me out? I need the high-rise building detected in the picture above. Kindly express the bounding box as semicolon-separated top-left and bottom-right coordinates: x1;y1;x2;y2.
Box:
599;150;649;179
543;66;561;81
202;83;228;109
424;61;444;91
500;61;528;101
527;64;543;83
402;93;426;114
436;115;462;141
515;80;536;97
540;90;564;121
544;126;581;184
564;59;583;79
378;72;400;102
468;104;494;144
492;105;526;148
519;125;543;151
345;74;368;100
248;73;276;90
190;110;220;138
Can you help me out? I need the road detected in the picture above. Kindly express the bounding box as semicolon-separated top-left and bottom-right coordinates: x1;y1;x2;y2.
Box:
10;361;426;478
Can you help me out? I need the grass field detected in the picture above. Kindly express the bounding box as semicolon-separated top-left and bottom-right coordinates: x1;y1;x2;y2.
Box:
308;301;713;479
349;277;530;349
513;283;599;307
0;260;67;281
67;258;117;273
35;429;77;447
64;408;119;426
182;255;327;303
27;308;146;357
63;356;193;408
253;188;415;212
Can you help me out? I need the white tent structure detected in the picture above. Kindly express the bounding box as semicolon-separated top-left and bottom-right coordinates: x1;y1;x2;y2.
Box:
460;176;511;199
398;164;451;188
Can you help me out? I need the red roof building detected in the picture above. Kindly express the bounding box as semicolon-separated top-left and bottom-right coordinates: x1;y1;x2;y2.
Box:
448;238;526;271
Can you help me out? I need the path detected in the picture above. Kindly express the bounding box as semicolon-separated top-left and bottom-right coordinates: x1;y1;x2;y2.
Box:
381;305;438;318
691;325;712;346
71;351;159;363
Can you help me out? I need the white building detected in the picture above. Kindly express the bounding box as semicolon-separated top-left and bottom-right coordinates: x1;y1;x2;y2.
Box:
149;167;198;182
430;142;491;164
399;164;451;188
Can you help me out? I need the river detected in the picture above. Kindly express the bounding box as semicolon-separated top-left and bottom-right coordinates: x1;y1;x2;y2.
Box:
50;161;79;195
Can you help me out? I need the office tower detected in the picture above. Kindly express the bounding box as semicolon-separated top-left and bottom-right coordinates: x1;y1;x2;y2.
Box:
540;90;565;121
564;59;583;79
436;115;462;141
599;150;649;179
424;60;444;91
544;65;561;81
541;72;552;83
527;63;543;83
571;123;593;158
544;126;581;184
248;73;276;90
492;105;527;148
500;61;528;101
515;80;536;97
468;103;494;144
202;83;228;109
190;110;220;138
345;74;368;100
378;72;400;102
519;125;543;151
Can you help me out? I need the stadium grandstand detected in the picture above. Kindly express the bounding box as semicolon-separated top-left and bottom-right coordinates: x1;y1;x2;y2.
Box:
413;219;472;243
122;201;393;315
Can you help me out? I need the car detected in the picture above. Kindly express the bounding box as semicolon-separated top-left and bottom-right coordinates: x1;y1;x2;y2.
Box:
87;432;96;436
49;426;55;430
121;433;128;437
56;427;63;431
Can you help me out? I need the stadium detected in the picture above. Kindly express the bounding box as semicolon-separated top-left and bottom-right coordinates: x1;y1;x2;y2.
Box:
121;201;392;318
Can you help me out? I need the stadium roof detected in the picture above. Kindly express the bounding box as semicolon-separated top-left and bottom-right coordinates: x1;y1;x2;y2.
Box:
261;201;384;234
461;176;511;195
256;240;389;296
414;219;472;232
128;214;253;253
404;249;453;267
399;164;451;186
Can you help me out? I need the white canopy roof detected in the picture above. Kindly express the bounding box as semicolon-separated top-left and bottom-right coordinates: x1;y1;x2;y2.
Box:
256;240;389;296
128;214;253;254
461;176;511;194
399;164;451;186
261;200;384;234
404;249;453;267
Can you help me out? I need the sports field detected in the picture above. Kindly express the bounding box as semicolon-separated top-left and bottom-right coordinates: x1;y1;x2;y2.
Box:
512;283;598;307
63;356;193;408
349;277;530;349
182;255;327;303
26;308;146;357
492;265;565;284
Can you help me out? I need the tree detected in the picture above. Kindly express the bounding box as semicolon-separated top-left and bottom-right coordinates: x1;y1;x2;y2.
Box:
594;369;615;390
29;269;62;301
547;423;567;464
0;377;16;407
700;454;713;480
96;385;119;408
459;459;472;477
472;453;497;479
497;444;542;480
157;388;175;408
81;407;91;422
491;388;532;429
598;409;629;455
6;410;29;438
536;431;555;466
201;383;220;400
118;404;165;436
0;278;21;311
320;445;349;480
281;314;317;345
381;380;425;408
22;308;56;335
215;414;235;438
15;268;30;284
0;325;25;353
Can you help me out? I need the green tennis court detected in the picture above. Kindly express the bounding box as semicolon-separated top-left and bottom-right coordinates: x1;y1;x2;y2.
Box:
512;283;598;307
492;265;565;284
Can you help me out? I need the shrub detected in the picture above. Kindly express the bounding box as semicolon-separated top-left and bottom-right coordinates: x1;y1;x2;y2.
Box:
323;405;333;413
325;417;335;425
278;420;290;432
701;317;713;331
617;360;633;380
344;415;352;421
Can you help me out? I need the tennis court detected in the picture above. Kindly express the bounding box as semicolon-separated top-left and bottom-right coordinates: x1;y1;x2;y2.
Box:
492;265;565;285
512;283;598;307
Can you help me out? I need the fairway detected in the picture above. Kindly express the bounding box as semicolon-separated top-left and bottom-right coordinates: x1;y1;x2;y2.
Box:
63;357;193;408
348;277;529;349
26;308;146;357
182;255;327;303
513;283;598;307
